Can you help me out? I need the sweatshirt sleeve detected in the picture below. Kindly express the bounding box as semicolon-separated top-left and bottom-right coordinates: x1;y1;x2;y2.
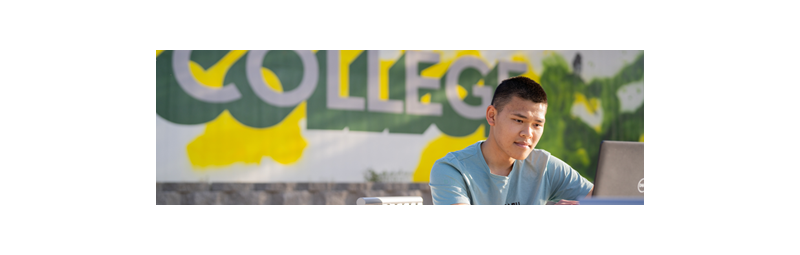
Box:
547;155;594;201
429;159;471;205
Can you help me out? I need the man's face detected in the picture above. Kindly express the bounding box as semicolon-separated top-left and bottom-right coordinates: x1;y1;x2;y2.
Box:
488;96;547;161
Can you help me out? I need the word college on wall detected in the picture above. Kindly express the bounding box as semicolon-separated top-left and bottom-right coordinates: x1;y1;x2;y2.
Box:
156;50;644;183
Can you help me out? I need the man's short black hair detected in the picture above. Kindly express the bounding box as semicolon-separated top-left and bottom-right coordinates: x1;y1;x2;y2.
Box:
490;76;547;112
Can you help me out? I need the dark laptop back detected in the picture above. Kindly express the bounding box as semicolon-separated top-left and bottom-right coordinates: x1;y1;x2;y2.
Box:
592;141;644;198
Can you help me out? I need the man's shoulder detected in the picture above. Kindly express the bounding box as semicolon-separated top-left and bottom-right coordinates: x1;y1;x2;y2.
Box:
529;148;551;157
441;141;482;161
433;141;483;171
525;148;552;165
526;149;575;177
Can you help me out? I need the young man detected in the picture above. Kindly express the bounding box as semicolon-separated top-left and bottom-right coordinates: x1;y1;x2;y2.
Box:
429;76;594;205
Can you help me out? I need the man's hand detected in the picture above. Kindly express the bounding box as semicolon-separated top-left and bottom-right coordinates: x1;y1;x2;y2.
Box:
554;199;579;205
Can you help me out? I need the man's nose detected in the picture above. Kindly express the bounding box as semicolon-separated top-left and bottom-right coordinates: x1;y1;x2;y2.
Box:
521;126;533;138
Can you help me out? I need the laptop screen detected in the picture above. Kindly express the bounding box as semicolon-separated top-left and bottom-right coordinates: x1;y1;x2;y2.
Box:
592;140;644;198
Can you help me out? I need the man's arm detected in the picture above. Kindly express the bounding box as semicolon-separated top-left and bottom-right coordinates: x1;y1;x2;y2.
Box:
553;187;593;205
546;155;594;204
430;161;471;205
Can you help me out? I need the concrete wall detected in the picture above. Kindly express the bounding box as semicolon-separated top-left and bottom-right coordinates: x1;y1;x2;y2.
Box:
156;182;433;205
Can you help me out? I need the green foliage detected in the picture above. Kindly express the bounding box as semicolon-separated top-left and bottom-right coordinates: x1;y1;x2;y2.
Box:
363;168;411;182
537;52;645;182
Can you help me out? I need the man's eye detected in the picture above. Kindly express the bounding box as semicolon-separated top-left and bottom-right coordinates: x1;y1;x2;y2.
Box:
514;119;523;123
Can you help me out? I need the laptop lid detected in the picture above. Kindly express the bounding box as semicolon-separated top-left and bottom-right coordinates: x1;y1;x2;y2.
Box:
592;140;644;198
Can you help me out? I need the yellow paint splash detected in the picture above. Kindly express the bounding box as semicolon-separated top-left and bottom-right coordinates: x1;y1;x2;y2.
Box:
639;134;644;142
188;50;248;88
421;82;466;104
261;67;283;92
339;50;363;98
421;93;432;104
421;50;484;79
420;51;452;79
573;93;603;133
412;125;486;182
184;50;307;169
156;50;164;57
456;85;468;99
379;51;404;100
187;104;307;168
415;51;484;105
510;52;541;83
574;93;599;115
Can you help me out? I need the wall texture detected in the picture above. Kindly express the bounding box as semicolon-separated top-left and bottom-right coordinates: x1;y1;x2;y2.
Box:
156;182;433;205
157;50;644;184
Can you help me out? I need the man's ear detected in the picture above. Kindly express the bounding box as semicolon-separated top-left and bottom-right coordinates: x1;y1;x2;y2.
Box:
486;105;497;127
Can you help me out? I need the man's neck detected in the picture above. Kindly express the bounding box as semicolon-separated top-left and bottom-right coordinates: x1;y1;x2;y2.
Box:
480;136;515;177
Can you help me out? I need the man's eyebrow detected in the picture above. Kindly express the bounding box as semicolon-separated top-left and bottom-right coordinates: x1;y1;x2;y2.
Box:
513;113;545;123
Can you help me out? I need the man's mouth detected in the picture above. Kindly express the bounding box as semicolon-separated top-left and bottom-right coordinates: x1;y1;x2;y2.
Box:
514;141;531;149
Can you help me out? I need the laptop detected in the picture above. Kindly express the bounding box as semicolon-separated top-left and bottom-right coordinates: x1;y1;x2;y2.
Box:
580;140;644;205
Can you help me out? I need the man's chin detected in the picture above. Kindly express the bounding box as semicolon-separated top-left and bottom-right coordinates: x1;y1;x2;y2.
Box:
511;150;532;160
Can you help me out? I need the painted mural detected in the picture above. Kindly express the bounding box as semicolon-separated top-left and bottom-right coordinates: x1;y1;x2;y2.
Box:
156;50;644;183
